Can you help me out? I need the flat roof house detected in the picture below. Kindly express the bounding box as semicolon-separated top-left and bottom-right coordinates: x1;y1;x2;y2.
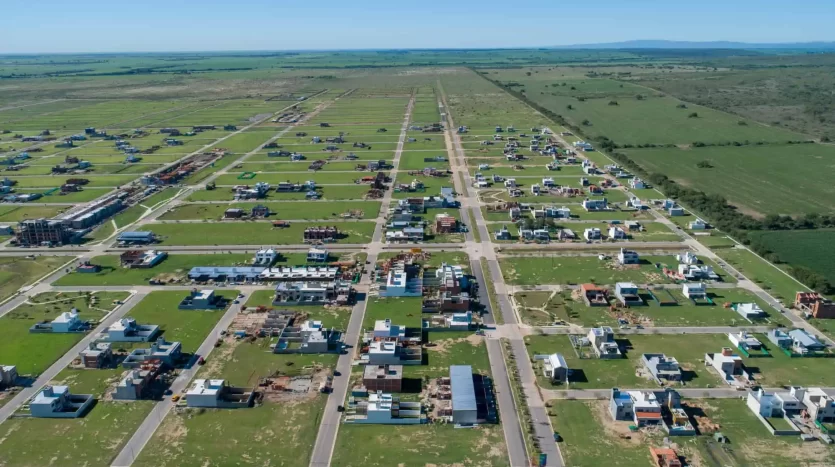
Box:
0;365;18;389
113;366;161;401
186;379;255;409
30;385;94;418
98;318;159;342
365;341;422;365
345;391;423;424
188;266;265;283
705;347;751;387
120;250;167;269
178;289;227;310
307;247;329;263
253;248;277;266
373;319;406;340
29;309;89;334
588;326;622;359
615;282;643;306
795;292;835;319
617;248;640;265
79;342;112;369
734;303;766;320
451;365;478;425
379;269;422;297
273;281;352;305
362;364;403;393
610;388;662;427
800;387;835;423
642;353;682;383
682;282;707;300
767;329;793;349
580;284;609;306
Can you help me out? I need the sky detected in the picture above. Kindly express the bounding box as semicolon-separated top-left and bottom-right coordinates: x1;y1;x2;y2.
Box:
2;0;834;53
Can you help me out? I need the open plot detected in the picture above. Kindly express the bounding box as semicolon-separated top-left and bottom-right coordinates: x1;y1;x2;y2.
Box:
715;247;807;306
141;221;376;245
331;423;508;467
214;171;381;186
244;290;352;330
216;130;276;153
363;296;423;330
5;174;138;189
548;400;653;467
0;256;69;302
158;200;382;220
623;144;835;216
0;291;129;375
398;151;450;171
0;205;67;222
408;331;491;380
152;99;284;127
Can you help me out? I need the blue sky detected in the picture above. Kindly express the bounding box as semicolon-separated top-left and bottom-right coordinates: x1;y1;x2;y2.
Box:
2;0;833;53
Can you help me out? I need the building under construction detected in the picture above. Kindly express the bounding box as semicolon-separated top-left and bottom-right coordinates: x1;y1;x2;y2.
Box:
141;149;226;186
303;226;339;243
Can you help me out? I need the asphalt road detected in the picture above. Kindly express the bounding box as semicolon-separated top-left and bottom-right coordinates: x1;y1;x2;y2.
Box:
0;291;147;425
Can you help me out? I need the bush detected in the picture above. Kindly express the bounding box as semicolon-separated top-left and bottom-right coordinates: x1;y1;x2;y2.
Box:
608;100;619;106
688;112;699;118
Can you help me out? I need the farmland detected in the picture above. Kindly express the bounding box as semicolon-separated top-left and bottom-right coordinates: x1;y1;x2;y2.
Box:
747;229;835;285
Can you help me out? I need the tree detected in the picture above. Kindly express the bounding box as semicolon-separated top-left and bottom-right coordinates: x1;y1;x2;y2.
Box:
696;160;713;168
581;119;591;126
566;104;573;110
688;112;699;118
608;100;619;106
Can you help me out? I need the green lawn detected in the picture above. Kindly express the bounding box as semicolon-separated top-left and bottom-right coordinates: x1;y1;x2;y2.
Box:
0;292;128;375
362;296;423;330
0;205;67;222
331;423;509;467
244;290;352;330
0;256;69;302
549;400;653;467
125;291;237;352
186;185;370;201
407;331;491;380
376;251;471;269
158;200;382;220
141;221;376;245
716;247;808;306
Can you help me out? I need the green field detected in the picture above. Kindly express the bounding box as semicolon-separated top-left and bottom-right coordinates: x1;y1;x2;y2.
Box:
0;256;69;302
244;290;352;330
747;229;835;285
0;291;128;375
716;247;808;306
186;184;370;201
623;144;835;216
141;221;376;245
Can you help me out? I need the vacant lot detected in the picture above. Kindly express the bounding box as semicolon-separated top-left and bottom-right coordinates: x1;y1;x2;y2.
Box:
158;200;381;220
623;144;835;216
716;247;808;306
332;423;508;467
0;256;69;302
747;229;835;285
549;400;653;467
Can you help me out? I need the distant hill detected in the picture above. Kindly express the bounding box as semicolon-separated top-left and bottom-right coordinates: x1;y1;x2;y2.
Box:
552;40;835;50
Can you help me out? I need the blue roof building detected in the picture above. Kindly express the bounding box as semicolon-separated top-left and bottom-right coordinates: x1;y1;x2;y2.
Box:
117;231;155;244
188;267;265;282
450;365;477;425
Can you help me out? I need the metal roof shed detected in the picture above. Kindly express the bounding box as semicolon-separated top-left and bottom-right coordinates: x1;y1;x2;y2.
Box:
450;365;477;425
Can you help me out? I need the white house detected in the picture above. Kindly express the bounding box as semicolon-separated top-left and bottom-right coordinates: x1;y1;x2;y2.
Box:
689;218;707;230
735;303;766;319
253;248;277;266
617;248;640;265
584;228;601;241
373;319;406;340
728;331;762;350
630;178;646;189
541;353;568;384
683;282;707;300
608;226;626;240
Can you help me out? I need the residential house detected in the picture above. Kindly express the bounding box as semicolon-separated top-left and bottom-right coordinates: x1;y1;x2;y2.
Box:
580;284;609;306
630;178;646;189
0;365;18;389
767;329;793;350
29;310;88;334
588;326;621;358
188;266;265;283
385;227;424;243
615;282;643;306
119;249;167;269
373;319;406;340
113;365;162;401
734;303;766;320
795;292;835;319
705;347;751;386
98;318;159;342
186;379;255;408
494;226;512;241
541;353;568;384
380;270;421;297
582;198;608;212
307;247;329;263
250;204;270;218
689;218;707;230
608;226;627;240
79;342;113;369
344;391;423;424
253;248;278;266
788;329;826;354
800;387;835;423
30;385;94;418
273;281;352;305
117;231;156;245
682;282;707;300
178;289;227;310
617;248;640;265
642;353;682;382
728;331;762;351
747;387;804;433
650;447;682;467
365;341;421;365
362;365;403;392
273;319;340;354
610;388;663;427
668;207;685;217
121;338;182;368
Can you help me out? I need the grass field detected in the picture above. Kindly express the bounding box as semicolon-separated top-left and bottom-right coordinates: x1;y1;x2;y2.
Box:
141;221;376;245
124;290;237;352
0;400;155;466
623;144;835;216
500;254;731;286
549;400;653;467
747;229;835;285
186;185;370;201
331;423;508;467
244;290;352;330
0;291;128;375
0;256;69;302
716;247;808;306
408;331;491;380
158;200;381;220
0;205;67;222
362;296;423;329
